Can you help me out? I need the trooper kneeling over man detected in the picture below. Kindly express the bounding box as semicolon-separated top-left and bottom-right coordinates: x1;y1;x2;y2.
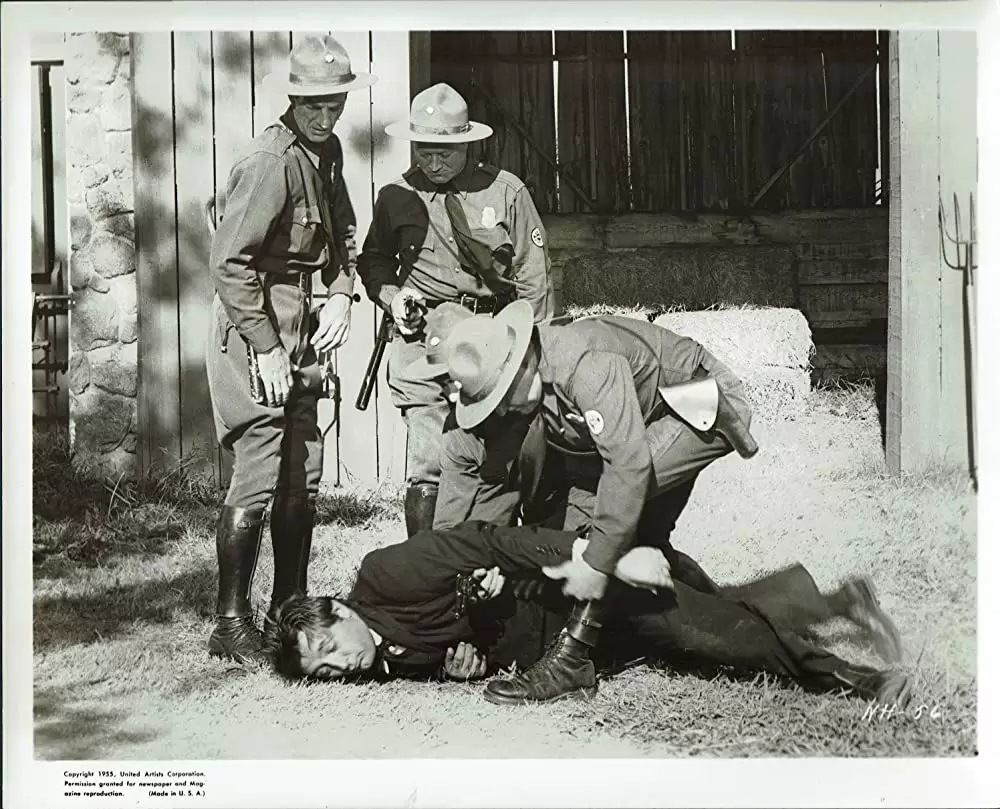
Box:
263;517;912;709
261;301;911;707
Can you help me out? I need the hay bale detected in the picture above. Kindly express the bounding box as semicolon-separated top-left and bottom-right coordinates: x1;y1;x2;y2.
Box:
563;304;815;420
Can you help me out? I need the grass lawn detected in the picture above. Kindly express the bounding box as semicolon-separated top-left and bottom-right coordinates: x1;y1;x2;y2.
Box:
32;383;977;759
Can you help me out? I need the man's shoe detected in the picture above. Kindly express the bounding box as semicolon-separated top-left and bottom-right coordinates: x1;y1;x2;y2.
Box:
483;631;598;706
835;666;914;709
208;615;267;665
840;577;904;663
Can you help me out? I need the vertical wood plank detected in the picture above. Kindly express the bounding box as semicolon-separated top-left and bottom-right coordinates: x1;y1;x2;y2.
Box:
409;31;431;96
825;31;879;206
877;30;890;205
131;33;181;471
590;32;628;212
31;66;46;272
173;32;218;474
555;31;590;213
687;32;736;211
886;32;943;472
937;31;977;469
326;30;377;487
485;33;523;178
211;31;254;489
371;30;413;485
50;64;68;279
252;31;291;136
734;34;752;208
627;32;681;212
518;32;557;214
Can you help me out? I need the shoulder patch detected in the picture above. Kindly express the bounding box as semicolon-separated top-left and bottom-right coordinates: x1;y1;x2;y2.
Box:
531;227;544;247
584;410;605;436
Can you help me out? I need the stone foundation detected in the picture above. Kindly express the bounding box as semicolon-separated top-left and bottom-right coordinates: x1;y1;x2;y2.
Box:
66;32;138;477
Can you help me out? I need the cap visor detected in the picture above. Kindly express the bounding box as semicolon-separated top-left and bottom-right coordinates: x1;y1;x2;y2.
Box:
454;301;535;430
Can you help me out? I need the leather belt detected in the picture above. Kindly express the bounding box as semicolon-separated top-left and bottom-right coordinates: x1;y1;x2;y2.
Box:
426;294;513;315
264;273;311;291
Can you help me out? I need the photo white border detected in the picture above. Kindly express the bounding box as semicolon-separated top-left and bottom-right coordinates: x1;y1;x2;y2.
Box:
3;2;998;807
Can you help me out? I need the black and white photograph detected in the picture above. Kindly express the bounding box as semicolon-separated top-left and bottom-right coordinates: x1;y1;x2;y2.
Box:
4;1;998;807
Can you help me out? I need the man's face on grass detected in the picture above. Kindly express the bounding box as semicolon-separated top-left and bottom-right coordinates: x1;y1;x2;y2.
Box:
294;601;377;680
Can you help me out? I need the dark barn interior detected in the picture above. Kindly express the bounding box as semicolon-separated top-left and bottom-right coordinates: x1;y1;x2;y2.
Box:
427;30;890;383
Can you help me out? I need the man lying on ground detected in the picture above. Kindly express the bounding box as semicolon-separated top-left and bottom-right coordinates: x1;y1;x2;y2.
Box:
264;519;912;707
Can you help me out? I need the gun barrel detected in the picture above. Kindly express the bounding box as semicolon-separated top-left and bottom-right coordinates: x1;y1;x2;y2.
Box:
355;314;394;411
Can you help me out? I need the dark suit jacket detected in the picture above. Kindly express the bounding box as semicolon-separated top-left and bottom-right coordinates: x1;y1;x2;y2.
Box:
346;521;579;677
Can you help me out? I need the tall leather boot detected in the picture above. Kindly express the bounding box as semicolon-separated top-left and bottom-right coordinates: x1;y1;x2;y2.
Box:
268;493;316;618
483;601;604;706
208;505;267;663
404;483;438;539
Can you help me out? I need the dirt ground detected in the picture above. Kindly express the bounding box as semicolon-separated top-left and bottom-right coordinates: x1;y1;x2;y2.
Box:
32;385;977;759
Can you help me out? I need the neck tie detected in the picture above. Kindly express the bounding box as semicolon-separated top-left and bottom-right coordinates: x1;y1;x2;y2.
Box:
443;190;516;297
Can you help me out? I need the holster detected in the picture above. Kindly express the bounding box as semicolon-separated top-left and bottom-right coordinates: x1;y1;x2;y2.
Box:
658;370;758;459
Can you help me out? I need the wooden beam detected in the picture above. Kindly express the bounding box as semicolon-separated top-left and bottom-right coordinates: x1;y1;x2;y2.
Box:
886;31;976;476
131;33;181;471
542;208;888;251
372;31;413;485
30;33;65;64
409;32;431;96
174;32;218;474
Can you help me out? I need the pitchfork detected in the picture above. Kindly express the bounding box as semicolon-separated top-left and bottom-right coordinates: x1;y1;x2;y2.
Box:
939;191;978;490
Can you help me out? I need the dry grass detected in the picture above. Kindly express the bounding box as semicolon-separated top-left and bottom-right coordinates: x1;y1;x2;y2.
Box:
31;384;977;759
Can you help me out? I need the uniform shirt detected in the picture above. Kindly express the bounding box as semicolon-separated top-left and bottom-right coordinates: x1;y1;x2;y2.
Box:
357;161;555;322
210;119;357;354
532;316;734;575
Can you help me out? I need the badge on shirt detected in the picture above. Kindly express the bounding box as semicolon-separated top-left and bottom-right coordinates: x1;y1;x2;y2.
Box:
531;227;544;247
481;206;498;228
584;410;605;436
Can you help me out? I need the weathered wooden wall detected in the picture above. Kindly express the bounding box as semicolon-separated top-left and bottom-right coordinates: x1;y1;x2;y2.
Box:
429;30;887;382
430;30;880;215
132;31;416;488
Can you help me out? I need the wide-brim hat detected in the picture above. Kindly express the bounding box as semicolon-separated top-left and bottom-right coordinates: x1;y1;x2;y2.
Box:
385;82;493;143
263;34;377;97
405;302;477;381
448;300;535;429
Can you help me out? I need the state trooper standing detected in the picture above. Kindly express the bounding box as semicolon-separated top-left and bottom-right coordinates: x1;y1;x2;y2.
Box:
204;36;377;662
358;83;556;539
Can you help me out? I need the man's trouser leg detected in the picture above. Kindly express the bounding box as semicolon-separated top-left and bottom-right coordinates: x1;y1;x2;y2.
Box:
387;334;448;537
205;296;288;662
268;385;324;617
622;572;911;705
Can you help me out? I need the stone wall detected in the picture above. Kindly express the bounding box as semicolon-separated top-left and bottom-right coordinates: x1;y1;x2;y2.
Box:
65;32;139;477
